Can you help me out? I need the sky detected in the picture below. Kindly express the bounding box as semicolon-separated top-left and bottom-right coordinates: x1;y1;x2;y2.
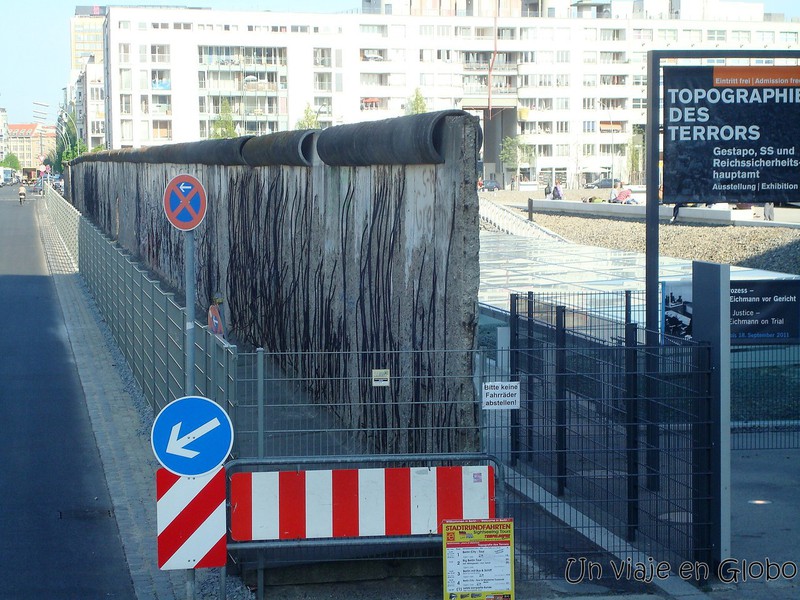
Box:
1;0;799;124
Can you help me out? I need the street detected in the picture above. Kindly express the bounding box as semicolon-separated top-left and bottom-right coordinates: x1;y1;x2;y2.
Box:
0;185;135;598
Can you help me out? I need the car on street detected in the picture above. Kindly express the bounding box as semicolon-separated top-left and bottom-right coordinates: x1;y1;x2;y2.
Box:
482;179;501;191
584;178;620;189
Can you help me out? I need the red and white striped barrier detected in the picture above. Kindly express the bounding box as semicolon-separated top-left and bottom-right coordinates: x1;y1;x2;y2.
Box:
156;467;227;570
230;465;495;542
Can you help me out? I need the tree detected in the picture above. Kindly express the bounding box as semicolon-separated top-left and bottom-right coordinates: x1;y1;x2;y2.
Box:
498;136;535;187
210;99;237;138
407;88;427;115
1;153;20;170
295;103;320;129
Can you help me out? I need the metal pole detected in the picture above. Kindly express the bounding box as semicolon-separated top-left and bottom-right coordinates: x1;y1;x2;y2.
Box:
184;228;196;600
644;50;662;492
185;229;196;394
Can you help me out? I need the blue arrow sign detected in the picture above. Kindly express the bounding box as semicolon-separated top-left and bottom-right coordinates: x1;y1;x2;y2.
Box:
151;396;234;477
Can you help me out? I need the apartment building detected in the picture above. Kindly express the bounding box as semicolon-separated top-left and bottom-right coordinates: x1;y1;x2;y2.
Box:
7;124;57;171
69;7;108;154
98;0;800;187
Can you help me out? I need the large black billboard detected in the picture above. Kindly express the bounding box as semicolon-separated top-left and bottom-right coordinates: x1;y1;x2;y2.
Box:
663;65;800;204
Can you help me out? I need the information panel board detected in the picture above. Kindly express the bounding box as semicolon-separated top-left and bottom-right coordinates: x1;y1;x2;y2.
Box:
663;65;800;205
730;279;800;344
443;519;514;600
663;279;800;344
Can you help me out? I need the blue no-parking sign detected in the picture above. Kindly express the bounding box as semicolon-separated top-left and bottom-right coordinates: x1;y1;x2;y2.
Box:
151;396;234;477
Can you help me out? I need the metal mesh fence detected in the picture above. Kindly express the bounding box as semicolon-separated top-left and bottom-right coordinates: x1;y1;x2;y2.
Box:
498;292;714;580
45;189;720;583
730;344;800;449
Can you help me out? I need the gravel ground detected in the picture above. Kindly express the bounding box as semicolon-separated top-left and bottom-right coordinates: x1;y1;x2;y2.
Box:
525;212;800;276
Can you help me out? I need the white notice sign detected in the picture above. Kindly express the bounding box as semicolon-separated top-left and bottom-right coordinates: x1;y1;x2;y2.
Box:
482;381;520;410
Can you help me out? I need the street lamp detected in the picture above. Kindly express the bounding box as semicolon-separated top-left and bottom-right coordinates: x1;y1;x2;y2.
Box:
60;108;80;155
32;101;52;181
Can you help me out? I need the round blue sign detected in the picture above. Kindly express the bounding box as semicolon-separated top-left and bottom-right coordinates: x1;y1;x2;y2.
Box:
151;396;234;477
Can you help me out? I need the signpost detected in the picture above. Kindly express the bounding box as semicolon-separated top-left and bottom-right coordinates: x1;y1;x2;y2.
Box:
162;174;209;599
151;396;233;598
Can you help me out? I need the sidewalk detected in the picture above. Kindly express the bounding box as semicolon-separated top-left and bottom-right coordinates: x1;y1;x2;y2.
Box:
481;189;800;226
37;199;245;600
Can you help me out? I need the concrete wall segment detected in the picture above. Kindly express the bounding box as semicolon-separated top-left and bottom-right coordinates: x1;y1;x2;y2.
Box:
69;112;482;453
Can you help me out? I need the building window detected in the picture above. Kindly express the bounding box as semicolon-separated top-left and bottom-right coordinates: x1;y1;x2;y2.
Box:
314;73;332;92
756;31;776;44
151;70;171;90
781;31;799;44
119;43;130;62
600;29;624;42
152;120;172;140
173;22;192;30
583;98;595;110
731;30;751;43
90;87;105;101
152;95;172;115
140;120;150;140
91;121;105;134
583;75;597;87
657;29;678;42
583;121;596;133
707;29;727;42
555;144;570;157
632;75;647;86
120;94;131;114
633;29;653;41
582;144;595;156
314;48;332;67
632;98;647;109
600;52;626;64
360;24;387;36
118;20;130;30
119;69;132;90
684;29;702;43
600;75;626;86
556;121;569;134
536;74;553;87
151;44;170;63
556;50;570;63
555;98;569;110
121;120;133;140
583;51;597;64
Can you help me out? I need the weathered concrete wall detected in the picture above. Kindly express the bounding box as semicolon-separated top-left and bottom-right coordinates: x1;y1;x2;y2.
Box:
69;111;481;453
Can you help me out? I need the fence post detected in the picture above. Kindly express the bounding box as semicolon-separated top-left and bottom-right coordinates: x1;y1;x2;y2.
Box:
691;261;731;577
555;305;567;497
257;348;265;459
526;292;534;463
509;294;519;466
624;321;639;542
